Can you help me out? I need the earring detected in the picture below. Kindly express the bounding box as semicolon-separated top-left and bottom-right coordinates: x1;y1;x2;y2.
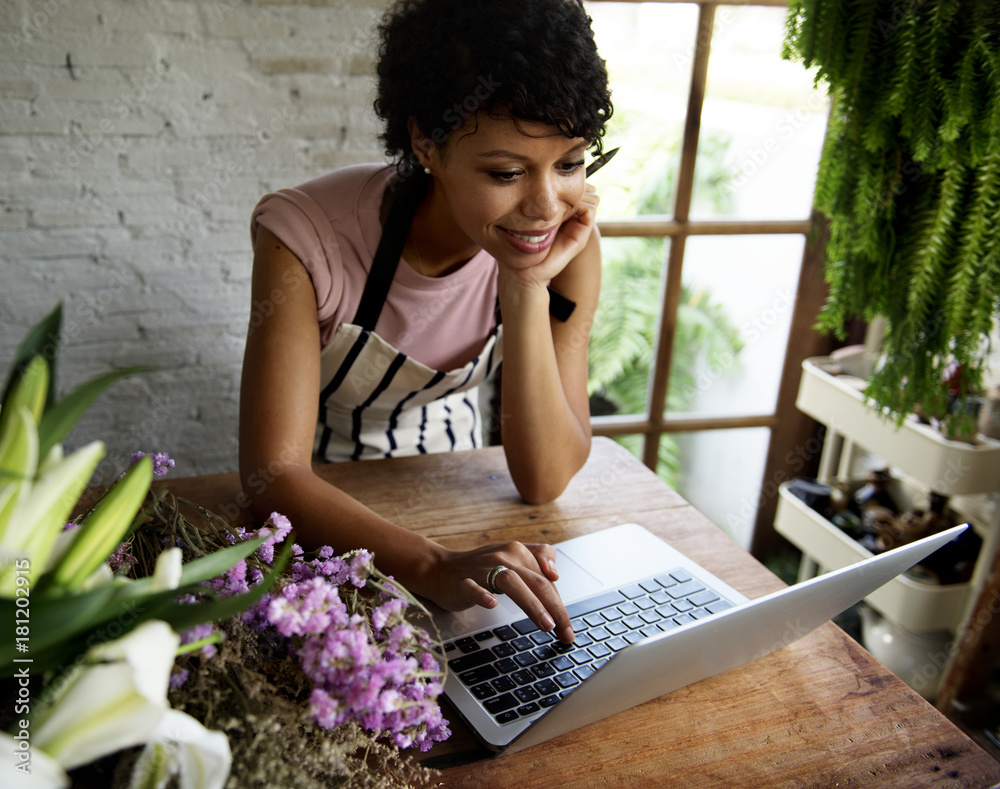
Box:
423;167;431;175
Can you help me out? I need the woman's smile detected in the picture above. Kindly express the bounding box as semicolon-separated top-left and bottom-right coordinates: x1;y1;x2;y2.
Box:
499;226;558;254
410;115;589;272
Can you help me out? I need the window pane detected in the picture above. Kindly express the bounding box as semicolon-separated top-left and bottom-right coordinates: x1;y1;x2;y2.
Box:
696;5;829;219
675;427;772;549
667;234;803;417
600;423;773;550
586;2;698;218
589;235;666;418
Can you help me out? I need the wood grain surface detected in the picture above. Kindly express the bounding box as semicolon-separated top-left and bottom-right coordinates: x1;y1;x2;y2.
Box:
158;438;1000;788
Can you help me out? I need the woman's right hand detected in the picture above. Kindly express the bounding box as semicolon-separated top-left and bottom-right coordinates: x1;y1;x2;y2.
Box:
426;541;575;643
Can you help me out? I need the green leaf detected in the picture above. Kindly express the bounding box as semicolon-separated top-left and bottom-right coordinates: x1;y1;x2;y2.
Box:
47;456;153;591
786;0;1000;423
37;365;151;460
0;404;37;486
2;304;61;409
0;407;40;582
0;356;49;441
175;535;268;586
0;440;106;591
0;537;288;675
140;539;292;635
119;536;267;600
0;581;120;673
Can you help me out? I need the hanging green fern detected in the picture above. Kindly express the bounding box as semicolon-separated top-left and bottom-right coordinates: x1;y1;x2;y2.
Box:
784;0;1000;438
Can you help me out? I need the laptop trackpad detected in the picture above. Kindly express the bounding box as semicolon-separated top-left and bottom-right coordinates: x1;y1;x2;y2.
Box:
553;548;604;603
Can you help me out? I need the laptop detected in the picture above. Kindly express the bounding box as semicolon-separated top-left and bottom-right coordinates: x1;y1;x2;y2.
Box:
431;521;968;755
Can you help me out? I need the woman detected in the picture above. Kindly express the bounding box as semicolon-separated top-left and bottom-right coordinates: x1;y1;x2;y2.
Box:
240;0;613;642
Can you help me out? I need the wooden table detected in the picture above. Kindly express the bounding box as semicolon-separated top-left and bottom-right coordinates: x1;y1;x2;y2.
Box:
161;438;1000;788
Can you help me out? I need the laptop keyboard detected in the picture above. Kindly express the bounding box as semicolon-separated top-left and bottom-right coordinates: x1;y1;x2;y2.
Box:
442;568;734;725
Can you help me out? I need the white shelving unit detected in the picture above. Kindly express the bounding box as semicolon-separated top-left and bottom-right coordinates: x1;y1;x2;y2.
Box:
775;355;1000;637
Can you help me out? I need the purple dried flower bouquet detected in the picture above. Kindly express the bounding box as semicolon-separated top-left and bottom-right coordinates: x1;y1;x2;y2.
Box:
180;512;451;754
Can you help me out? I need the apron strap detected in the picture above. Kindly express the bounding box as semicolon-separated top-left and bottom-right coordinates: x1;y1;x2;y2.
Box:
354;169;577;331
352;171;428;331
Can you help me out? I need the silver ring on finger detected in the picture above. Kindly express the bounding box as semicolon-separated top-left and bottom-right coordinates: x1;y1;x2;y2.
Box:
486;565;509;595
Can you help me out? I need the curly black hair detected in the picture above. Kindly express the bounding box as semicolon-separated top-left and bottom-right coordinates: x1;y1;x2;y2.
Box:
374;0;613;169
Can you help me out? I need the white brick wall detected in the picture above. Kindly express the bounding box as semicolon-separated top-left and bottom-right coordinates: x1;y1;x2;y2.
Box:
0;0;388;480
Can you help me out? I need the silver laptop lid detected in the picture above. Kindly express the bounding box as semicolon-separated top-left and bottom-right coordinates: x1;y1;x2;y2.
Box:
503;523;967;755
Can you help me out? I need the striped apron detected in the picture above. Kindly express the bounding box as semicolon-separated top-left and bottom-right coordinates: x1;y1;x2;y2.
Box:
314;173;501;461
312;172;576;462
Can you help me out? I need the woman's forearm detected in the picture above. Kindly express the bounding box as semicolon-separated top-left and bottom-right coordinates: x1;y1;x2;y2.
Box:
242;461;449;599
498;283;592;504
240;458;574;640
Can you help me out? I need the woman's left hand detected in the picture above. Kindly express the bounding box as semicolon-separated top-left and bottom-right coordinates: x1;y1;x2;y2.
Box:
499;182;600;288
427;541;575;643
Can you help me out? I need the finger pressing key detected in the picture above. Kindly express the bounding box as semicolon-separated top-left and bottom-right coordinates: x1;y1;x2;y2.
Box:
500;569;567;639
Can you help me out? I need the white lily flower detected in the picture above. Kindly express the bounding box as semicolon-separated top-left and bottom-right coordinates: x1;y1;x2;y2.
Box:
150;546;183;592
79;561;115;591
130;709;232;789
32;620;179;770
0;731;70;788
129;741;172;789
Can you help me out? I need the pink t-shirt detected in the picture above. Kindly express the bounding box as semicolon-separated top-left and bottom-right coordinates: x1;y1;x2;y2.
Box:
251;163;499;371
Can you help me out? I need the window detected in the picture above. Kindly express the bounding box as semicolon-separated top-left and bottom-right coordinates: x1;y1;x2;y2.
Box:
585;1;829;549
